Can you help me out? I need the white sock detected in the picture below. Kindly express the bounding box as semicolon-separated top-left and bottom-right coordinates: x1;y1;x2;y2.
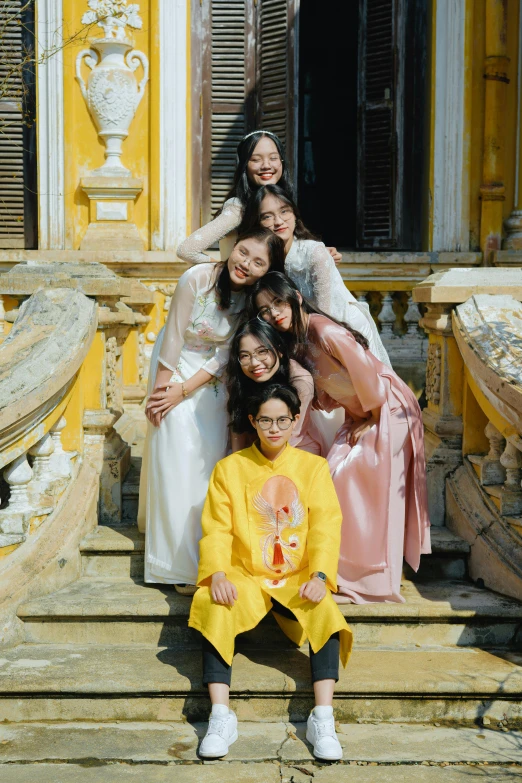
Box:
314;705;334;720
211;703;229;717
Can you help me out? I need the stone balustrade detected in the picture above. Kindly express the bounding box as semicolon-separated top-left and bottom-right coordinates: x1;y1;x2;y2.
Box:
413;269;522;601
0;263;153;647
0;288;96;552
0;248;483;398
0;263;153;552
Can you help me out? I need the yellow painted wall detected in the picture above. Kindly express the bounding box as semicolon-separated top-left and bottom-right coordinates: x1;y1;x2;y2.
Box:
62;0;155;249
465;0;519;250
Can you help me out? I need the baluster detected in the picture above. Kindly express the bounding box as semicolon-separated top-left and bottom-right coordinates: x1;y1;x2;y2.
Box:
403;293;421;337
496;440;522;516
356;291;368;304
28;435;58;515
378;293;397;340
29;434;54;487
0;455;35;535
49;416;74;478
484;423;507;484
4;455;33;513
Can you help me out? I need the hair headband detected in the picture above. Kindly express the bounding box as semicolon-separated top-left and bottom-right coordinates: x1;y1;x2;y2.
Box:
240;129;280;144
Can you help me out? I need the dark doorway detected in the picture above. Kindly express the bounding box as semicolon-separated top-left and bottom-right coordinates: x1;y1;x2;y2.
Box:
297;0;358;249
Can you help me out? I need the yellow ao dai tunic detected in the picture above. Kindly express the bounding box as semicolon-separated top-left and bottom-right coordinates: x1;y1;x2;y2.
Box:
188;443;353;667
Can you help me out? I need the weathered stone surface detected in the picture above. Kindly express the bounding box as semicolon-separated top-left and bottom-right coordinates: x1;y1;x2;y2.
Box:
17;573;522;648
81;526;144;552
0;643;521;725
0;289;97;468
446;463;522;602
0;722;520;764
453;295;522;433
282;767;521;782
0;461;99;650
0;262;133;297
0;763;281;783
414;268;522;303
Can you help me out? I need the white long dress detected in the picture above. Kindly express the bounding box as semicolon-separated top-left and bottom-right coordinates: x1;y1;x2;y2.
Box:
176;203;391;450
137;264;244;584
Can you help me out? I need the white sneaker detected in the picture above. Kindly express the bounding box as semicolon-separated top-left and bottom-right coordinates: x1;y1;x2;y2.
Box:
199;704;238;758
306;706;343;761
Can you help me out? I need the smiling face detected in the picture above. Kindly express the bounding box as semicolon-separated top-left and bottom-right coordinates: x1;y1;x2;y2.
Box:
238;333;280;383
248;397;299;453
255;289;294;332
247;137;283;187
259;194;296;245
227;237;272;289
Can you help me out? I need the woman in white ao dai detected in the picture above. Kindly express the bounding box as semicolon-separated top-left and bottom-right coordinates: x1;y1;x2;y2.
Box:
138;229;286;587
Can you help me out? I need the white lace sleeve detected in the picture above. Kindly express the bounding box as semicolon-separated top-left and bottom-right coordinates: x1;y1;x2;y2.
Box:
176;198;244;265
309;242;356;314
157;266;205;373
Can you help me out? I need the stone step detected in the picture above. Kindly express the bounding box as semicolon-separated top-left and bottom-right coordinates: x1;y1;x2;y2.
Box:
0;721;520;765
1;764;519;783
0;644;521;724
17;575;522;648
80;525;470;581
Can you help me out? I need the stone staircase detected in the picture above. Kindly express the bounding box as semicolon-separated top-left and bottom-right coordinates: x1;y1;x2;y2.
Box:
1;462;522;779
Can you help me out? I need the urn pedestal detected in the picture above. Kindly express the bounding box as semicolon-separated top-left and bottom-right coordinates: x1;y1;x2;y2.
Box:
80;176;144;250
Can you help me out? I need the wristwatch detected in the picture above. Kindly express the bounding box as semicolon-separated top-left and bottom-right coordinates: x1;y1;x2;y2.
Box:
311;571;327;583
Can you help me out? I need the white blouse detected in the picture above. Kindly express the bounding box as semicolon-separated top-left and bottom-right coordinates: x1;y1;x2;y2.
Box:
158;263;245;379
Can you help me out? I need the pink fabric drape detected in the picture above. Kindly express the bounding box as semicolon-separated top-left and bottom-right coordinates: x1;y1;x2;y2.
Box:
306;314;431;603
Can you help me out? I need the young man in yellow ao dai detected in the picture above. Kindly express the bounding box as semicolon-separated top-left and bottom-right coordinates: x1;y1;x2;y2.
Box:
189;384;352;762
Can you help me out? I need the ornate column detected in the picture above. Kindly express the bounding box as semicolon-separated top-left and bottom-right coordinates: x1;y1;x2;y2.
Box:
504;6;522;248
480;0;510;259
418;303;464;525
75;1;149;250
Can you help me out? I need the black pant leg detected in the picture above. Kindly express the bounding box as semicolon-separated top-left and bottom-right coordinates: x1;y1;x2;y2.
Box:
201;634;233;686
272;599;340;682
310;633;340;683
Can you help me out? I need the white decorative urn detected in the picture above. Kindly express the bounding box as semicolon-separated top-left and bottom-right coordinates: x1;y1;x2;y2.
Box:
75;2;148;176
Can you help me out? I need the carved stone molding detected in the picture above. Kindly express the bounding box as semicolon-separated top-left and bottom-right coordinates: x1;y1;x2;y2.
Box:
425;344;442;405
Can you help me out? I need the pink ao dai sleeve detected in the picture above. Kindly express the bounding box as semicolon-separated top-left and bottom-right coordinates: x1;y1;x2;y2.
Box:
317;319;388;413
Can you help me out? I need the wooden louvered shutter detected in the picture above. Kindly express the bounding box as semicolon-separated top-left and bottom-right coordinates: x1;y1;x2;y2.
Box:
0;1;25;248
257;0;298;177
193;0;298;228
0;0;36;249
201;0;255;223
357;0;398;249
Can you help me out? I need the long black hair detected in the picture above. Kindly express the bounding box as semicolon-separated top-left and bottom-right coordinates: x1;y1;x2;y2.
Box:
239;183;318;241
246;271;370;366
226;319;293;433
222;131;294;210
213;227;286;310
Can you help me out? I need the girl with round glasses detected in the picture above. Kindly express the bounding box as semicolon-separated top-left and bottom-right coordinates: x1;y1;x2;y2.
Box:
226;319;325;455
138;229;286;594
248;272;430;605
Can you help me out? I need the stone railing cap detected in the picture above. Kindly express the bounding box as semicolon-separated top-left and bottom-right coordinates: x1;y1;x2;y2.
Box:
0;288;98;466
0;262;151;301
413;268;522;303
453;294;522;432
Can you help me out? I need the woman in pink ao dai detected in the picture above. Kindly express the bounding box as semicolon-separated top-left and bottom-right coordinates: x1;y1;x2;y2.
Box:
249;272;431;604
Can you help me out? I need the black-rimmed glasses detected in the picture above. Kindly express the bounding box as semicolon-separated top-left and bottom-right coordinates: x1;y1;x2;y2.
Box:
255;416;295;431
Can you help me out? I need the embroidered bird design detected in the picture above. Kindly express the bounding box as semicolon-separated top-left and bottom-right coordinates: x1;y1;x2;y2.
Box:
253;476;305;573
